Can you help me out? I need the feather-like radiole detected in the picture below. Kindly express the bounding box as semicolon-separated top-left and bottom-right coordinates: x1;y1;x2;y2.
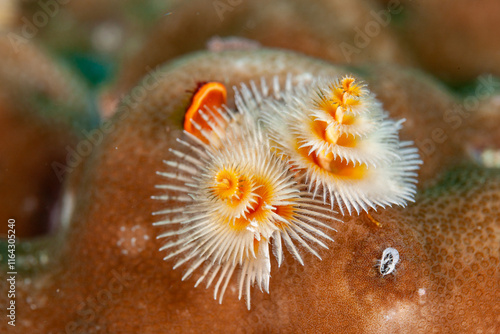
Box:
253;75;422;215
153;106;339;309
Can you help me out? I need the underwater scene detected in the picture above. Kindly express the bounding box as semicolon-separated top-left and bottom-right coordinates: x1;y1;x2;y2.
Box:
0;0;499;333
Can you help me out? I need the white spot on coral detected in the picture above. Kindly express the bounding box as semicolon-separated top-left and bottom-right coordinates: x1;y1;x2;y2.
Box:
374;301;419;332
115;224;150;256
417;288;427;305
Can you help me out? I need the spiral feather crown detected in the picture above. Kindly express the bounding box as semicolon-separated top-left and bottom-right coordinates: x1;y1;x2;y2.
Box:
154;102;339;309
256;75;422;214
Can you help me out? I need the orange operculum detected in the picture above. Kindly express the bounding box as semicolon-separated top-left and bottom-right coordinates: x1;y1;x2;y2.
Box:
184;82;227;143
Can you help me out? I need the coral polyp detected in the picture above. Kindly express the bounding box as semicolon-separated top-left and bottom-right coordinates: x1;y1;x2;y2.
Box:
258;75;422;214
153;109;339;309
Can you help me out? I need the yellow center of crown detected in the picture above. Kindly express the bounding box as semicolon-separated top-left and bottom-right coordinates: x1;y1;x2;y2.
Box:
214;168;252;205
328;76;364;117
